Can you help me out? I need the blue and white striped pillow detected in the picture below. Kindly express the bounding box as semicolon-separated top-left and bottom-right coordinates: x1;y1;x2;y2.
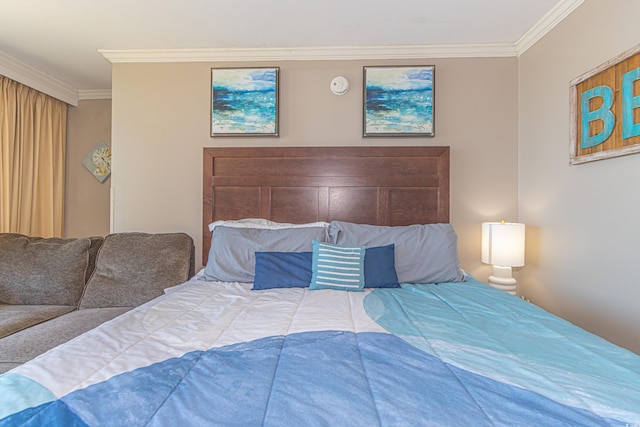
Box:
309;240;365;291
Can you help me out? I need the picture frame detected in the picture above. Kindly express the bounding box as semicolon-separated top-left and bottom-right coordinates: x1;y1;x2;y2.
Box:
569;44;640;164
82;141;111;183
211;67;279;137
363;65;435;137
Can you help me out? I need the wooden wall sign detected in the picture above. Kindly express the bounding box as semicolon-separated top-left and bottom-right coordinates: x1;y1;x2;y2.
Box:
570;44;640;164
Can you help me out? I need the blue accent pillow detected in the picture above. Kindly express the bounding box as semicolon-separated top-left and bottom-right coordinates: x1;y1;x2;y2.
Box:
310;241;365;292
253;251;312;290
364;244;400;288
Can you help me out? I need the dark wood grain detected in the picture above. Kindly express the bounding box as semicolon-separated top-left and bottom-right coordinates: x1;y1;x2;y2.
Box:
203;146;450;263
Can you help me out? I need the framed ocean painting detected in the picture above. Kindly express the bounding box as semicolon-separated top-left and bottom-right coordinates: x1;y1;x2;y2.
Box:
363;65;435;137
211;67;279;137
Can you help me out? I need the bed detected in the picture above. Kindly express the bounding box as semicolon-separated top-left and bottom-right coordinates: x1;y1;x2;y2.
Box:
1;146;639;426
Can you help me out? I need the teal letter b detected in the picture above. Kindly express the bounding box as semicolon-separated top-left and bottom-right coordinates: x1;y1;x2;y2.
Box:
581;85;615;149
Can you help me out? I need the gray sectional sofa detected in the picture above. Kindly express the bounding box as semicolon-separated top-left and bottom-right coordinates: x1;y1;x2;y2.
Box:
0;232;195;373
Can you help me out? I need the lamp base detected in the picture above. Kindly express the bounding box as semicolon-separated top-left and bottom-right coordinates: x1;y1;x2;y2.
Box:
488;265;517;295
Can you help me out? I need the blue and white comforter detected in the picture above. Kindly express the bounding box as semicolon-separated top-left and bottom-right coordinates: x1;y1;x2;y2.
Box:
1;276;639;426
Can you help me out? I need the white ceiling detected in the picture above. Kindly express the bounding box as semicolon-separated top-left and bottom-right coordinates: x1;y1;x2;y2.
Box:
0;0;583;104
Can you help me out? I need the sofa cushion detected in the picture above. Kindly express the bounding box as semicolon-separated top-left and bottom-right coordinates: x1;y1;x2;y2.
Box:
0;307;131;373
79;232;195;309
0;234;94;305
0;304;76;339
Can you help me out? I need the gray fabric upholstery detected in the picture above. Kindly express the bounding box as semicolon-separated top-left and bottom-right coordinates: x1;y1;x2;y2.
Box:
0;234;94;305
80;232;195;309
0;234;104;286
0;231;194;373
0;307;131;373
0;305;76;338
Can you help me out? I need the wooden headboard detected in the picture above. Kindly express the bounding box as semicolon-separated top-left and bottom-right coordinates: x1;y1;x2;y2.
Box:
203;146;450;261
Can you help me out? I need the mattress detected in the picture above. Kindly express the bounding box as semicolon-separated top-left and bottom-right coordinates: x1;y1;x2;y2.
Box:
1;274;638;426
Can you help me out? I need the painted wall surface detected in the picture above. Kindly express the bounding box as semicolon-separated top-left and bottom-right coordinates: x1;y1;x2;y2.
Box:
519;0;640;353
111;58;519;275
65;99;112;238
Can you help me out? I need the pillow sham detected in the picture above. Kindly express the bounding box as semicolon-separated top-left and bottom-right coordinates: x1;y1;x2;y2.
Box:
309;241;365;292
203;226;327;283
208;218;329;232
253;251;313;290
329;221;464;284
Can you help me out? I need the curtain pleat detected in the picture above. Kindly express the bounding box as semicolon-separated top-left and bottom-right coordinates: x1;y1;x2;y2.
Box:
0;76;67;237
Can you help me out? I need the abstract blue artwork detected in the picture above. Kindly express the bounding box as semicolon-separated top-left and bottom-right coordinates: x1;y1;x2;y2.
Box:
211;67;279;136
363;66;435;137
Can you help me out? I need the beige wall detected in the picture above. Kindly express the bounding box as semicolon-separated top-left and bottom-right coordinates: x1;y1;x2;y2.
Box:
111;58;519;275
65;99;112;238
519;0;640;353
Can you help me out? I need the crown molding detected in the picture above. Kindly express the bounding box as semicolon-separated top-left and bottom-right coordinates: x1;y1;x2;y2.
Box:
516;0;585;55
100;43;518;63
78;89;112;100
0;50;78;106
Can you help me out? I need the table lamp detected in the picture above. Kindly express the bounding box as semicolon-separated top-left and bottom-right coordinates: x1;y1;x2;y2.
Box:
481;220;525;295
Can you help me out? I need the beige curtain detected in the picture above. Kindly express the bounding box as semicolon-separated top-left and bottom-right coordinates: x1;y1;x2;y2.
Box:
0;76;67;237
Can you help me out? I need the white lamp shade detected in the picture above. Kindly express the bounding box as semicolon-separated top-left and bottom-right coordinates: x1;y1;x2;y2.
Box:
481;222;525;267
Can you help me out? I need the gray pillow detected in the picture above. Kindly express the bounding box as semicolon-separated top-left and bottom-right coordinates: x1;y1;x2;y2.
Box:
0;234;92;305
328;221;464;284
79;232;194;309
204;226;328;282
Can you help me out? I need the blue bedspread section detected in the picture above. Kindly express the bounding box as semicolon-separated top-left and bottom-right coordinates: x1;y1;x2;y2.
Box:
0;374;56;420
0;331;622;426
1;277;639;426
365;277;640;424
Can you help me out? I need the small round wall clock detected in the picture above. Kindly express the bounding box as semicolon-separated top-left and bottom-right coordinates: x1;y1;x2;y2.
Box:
82;141;112;183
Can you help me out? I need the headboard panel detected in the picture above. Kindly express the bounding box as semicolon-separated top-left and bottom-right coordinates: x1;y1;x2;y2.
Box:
203;146;450;262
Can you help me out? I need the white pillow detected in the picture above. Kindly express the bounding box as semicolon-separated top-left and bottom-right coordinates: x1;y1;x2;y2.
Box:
208;218;329;232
